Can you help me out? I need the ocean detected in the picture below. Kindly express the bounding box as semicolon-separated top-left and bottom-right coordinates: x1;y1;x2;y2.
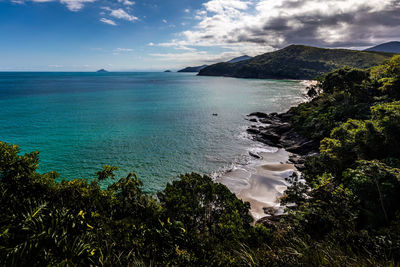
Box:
0;72;306;192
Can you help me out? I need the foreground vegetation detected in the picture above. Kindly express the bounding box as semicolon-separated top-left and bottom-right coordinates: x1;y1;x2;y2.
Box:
198;45;395;79
1;56;400;266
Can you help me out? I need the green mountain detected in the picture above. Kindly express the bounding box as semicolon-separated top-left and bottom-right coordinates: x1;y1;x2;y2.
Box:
365;41;400;54
198;45;396;79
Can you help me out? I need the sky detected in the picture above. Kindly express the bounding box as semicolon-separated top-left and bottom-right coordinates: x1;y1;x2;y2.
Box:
0;0;399;71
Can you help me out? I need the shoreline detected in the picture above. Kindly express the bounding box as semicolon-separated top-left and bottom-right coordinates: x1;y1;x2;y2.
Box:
217;80;318;220
218;148;298;220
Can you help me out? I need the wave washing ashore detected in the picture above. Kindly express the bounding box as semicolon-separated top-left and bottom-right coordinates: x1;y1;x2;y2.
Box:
217;147;297;220
215;80;316;220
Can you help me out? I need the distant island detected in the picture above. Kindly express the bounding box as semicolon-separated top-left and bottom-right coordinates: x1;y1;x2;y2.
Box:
164;70;172;73
198;44;396;80
178;65;208;73
365;41;400;54
96;69;108;73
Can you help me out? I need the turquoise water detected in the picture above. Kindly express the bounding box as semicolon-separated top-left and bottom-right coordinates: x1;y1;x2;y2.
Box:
0;72;306;192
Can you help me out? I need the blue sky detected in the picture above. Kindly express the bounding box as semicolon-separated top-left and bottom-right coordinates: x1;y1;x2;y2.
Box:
0;0;399;71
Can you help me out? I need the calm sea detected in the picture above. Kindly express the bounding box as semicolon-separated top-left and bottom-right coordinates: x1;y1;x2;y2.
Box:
0;72;306;192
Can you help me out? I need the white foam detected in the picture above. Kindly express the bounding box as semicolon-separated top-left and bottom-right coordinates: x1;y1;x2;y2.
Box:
210;118;303;220
215;146;296;220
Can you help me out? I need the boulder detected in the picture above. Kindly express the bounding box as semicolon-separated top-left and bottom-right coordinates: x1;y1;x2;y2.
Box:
249;152;262;159
247;128;260;134
286;140;319;155
260;131;281;143
248;112;269;118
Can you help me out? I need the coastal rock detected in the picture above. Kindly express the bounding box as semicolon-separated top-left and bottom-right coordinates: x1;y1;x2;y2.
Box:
270;123;292;134
288;155;305;165
278;113;293;121
255;136;282;147
249;151;262;159
286;140;319;155
295;164;306;171
248;112;269;118
247;128;260;134
258;114;283;124
261;131;281;143
246;111;319;158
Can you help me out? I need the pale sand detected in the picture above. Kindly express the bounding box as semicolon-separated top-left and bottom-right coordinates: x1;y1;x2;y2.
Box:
261;164;296;172
218;149;297;220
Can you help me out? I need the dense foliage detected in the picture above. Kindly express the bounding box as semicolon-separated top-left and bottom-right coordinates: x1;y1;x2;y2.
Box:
1;56;400;266
198;45;395;79
281;55;400;264
0;147;270;266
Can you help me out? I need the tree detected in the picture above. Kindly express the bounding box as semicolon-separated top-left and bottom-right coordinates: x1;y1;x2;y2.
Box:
96;165;119;181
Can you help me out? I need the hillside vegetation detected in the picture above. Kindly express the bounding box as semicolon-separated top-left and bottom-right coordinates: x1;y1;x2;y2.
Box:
199;45;395;79
1;56;400;266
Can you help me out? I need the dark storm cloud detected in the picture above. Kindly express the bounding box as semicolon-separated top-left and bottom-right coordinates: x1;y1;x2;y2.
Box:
240;2;400;48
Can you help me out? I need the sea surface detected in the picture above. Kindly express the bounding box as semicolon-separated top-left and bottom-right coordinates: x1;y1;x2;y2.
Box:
0;72;306;192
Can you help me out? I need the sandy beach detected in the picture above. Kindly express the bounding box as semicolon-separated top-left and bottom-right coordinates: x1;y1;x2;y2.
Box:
218;148;299;220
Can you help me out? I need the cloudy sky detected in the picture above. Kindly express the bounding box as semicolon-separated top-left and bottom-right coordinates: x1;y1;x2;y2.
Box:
0;0;399;71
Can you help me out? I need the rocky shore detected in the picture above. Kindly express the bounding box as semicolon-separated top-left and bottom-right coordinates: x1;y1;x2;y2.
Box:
246;111;319;171
244;110;320;225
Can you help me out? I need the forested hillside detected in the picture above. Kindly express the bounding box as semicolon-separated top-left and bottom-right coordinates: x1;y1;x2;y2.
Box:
199;45;395;79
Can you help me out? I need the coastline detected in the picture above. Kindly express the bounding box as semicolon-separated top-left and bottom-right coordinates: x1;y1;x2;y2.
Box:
217;80;318;220
218;148;298;220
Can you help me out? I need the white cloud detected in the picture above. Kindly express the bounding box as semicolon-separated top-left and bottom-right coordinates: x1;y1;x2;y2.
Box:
184;8;190;13
114;48;133;52
59;0;95;11
162;19;168;24
203;0;250;14
110;8;138;21
100;18;117;26
13;0;96;11
148;42;155;46
118;0;134;5
157;42;197;52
